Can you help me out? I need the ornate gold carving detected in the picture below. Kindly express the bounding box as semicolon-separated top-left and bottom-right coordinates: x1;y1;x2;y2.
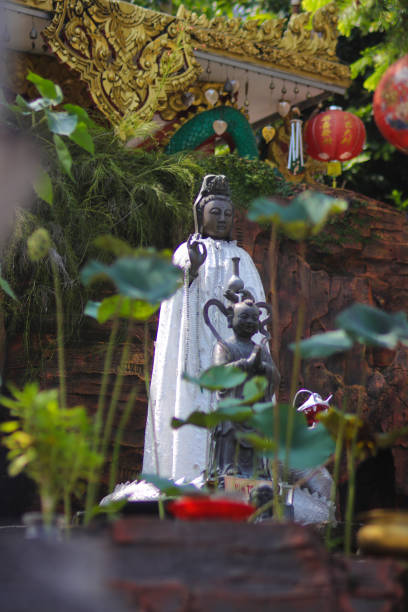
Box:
177;1;350;87
11;0;53;11
156;80;242;122
42;0;201;124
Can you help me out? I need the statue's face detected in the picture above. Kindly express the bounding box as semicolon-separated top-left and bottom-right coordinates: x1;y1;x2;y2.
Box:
232;302;259;338
201;198;233;239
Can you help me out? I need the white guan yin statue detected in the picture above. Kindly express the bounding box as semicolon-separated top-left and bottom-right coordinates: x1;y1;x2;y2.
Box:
142;174;271;482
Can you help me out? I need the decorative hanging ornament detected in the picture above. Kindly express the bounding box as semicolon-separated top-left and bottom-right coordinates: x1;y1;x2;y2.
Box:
205;88;219;106
262;126;276;144
213;120;228;135
373;54;408;154
223;78;233;94
304;106;366;187
181;91;195;108
230;79;240;94
29;17;38;50
287;109;304;175
278;100;291;117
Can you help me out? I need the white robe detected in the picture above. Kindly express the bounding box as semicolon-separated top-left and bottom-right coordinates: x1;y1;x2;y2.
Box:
142;237;266;482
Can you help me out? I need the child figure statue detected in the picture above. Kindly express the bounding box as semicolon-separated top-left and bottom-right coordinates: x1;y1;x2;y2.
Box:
204;259;280;479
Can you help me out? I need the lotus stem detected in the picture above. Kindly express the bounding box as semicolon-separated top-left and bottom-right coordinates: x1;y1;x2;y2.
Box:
84;306;121;523
109;386;138;492
50;257;66;409
344;348;366;555
100;317;135;463
272;402;283;520
325;399;346;549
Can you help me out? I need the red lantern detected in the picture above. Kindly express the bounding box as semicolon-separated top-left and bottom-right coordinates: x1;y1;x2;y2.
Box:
304;107;366;162
373;54;408;154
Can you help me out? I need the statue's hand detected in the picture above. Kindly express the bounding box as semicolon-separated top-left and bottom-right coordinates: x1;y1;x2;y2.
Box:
187;234;207;280
246;345;262;373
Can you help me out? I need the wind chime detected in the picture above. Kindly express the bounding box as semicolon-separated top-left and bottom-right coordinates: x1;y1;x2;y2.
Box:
287;107;304;175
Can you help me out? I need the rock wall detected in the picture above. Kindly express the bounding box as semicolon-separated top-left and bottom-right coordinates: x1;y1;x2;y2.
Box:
236;192;408;506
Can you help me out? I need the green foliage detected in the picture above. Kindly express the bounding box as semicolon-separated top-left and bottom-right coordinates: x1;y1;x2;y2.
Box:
172;405;253;430
81;252;182;303
0;383;102;521
291;329;353;358
335;303;408;349
0;265;18;302
180;365;335;470
182;364;247;391
302;0;408;91
86;296;159;324
293;302;408;359
249;403;335;468
249;191;348;240
196;153;294;208
140;474;204;497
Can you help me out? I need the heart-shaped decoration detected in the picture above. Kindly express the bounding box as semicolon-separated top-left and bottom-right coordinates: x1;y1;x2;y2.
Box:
278;100;291;117
230;79;240;94
262;126;276;143
205;88;219;106
213;120;228;135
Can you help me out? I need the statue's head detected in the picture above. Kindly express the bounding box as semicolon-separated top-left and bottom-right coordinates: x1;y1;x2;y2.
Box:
229;299;260;339
194;174;233;239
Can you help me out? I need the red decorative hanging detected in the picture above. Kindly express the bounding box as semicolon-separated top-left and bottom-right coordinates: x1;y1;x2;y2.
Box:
373;54;408;154
304;108;366;163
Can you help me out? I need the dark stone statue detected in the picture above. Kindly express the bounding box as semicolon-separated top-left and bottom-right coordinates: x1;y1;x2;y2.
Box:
204;259;280;479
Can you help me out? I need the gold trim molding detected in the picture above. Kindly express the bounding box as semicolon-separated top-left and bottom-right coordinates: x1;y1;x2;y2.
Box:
177;2;350;87
42;0;201;124
11;0;53;11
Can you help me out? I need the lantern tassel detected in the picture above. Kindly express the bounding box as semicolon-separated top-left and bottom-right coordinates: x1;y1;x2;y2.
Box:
288;118;304;175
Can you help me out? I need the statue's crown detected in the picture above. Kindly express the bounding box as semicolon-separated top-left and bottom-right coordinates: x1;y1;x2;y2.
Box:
193;174;231;234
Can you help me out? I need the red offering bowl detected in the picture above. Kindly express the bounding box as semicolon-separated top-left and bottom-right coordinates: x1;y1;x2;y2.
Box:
167;496;255;521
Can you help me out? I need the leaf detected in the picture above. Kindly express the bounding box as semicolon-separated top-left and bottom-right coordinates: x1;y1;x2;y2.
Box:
26;98;53;112
242;376;268;403
13;94;32;114
33;168;53;205
248;191;348;240
53;134;73;180
317;407;363;442
140;474;203;497
69;123;94;154
235;432;276;452
80;254;182;303
375;426;408;449
94;235;135;257
46;110;78;136
290;329;354;358
183;365;247;391
26;72;63;104
171;404;253;430
248;403;335;469
8;453;33;476
63;104;97;129
0;421;19;433
96;295;158;323
0;269;18;301
84;300;100;320
335;303;408;349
